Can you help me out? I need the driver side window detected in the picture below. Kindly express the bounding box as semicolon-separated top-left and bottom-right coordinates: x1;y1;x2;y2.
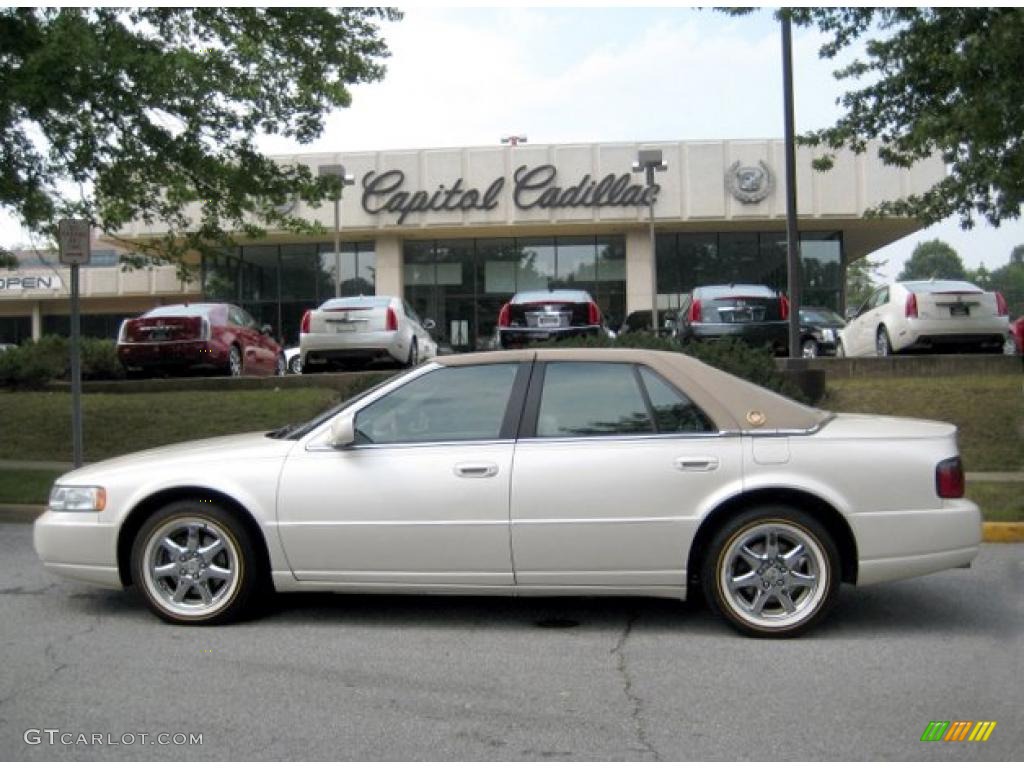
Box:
354;363;519;444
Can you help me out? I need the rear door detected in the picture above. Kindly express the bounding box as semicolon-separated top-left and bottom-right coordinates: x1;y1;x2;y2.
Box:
509;361;742;587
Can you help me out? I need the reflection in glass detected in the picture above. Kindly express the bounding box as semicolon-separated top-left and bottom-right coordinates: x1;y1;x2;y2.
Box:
517;238;555;291
537;362;654;437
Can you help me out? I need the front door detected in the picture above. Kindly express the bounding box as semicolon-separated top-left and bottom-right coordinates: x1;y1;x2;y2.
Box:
276;362;525;585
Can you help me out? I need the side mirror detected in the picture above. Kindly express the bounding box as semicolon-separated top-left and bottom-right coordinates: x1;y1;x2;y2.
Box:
261;324;273;336
328;413;356;449
844;308;858;321
422;318;436;331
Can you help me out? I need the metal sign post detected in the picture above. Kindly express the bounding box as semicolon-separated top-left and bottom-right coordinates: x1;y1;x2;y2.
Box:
58;219;91;468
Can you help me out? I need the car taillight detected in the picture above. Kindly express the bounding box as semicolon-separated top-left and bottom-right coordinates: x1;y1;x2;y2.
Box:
995;291;1008;316
386;307;398;331
497;302;511;327
689;299;702;322
905;292;918;318
587;301;601;325
936;457;965;499
300;310;311;334
780;294;790;321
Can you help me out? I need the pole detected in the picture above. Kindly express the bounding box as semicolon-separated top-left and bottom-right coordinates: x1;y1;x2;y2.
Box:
647;166;658;331
782;12;802;358
70;264;83;468
333;195;341;297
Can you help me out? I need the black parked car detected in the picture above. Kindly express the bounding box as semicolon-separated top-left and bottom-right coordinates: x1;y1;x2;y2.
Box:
618;309;677;337
675;284;790;355
798;306;846;358
496;289;608;348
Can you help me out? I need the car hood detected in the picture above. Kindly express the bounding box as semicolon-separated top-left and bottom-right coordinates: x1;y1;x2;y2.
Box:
819;413;957;440
55;432;295;485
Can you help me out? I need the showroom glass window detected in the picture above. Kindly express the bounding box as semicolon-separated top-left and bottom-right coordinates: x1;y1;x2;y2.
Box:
355;363;519;444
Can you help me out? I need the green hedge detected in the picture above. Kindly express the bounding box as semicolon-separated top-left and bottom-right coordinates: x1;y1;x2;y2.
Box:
530;332;808;402
0;336;124;389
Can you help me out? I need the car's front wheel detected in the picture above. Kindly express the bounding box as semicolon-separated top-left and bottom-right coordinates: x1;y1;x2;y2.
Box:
835;339;846;359
701;507;840;638
801;338;819;358
227;345;243;376
288;355;302;374
130;501;261;625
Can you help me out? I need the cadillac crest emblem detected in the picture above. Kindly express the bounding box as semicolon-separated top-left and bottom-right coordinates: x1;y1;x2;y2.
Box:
726;160;774;204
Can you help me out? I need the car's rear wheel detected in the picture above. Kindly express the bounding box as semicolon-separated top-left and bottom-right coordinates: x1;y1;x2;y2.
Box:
406;339;419;368
875;327;893;357
701;507;839;638
275;353;286;377
227;345;243;376
131;501;261;625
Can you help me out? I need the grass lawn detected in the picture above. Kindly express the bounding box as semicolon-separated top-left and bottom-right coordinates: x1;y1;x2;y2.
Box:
823;375;1023;472
0;387;344;463
0;468;62;505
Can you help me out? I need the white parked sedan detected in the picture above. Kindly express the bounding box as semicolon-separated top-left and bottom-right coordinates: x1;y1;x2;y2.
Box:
838;280;1009;357
299;295;437;371
34;348;981;637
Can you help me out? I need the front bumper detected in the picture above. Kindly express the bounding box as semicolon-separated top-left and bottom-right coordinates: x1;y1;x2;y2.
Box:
33;511;122;589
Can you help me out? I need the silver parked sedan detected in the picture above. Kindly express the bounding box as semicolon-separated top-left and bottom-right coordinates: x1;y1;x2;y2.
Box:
34;348;981;637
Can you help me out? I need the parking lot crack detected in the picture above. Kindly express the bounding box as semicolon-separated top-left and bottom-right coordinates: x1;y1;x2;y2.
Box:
611;612;662;761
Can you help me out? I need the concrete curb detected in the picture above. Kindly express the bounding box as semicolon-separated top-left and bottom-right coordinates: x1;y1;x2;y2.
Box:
1;505;1021;542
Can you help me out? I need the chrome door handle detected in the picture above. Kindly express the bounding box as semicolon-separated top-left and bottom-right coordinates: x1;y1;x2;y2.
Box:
453;462;499;478
674;456;719;472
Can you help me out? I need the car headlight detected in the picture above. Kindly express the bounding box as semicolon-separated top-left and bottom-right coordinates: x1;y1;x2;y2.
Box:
822;328;835;342
49;485;106;512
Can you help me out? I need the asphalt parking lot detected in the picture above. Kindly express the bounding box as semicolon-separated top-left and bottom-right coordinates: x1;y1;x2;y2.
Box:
1;522;1019;761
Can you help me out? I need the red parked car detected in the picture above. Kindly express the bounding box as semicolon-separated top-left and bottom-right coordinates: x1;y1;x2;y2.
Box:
117;303;285;377
1007;316;1024;355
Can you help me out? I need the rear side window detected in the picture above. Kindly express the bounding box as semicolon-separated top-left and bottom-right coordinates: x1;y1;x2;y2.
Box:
355;363;518;444
638;367;715;433
536;363;653;437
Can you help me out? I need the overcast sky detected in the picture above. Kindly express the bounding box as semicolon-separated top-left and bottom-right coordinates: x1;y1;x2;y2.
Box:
4;6;1022;279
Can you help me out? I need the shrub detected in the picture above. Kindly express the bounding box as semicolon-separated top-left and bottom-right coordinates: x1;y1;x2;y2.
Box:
0;336;124;389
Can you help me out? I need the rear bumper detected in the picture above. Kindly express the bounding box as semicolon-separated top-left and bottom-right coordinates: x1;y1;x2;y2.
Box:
117;340;228;370
851;500;982;586
902;332;1006;352
686;322;789;353
300;330;405;363
498;326;601;348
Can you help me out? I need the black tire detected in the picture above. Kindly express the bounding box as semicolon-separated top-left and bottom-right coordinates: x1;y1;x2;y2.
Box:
227;344;243;376
130;500;263;625
800;338;818;358
406;338;419;368
288;355;302;374
876;326;893;357
275;353;286;377
701;506;840;638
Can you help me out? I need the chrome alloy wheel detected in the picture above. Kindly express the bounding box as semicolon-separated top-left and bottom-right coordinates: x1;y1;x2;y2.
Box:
718;521;828;631
141;517;242;619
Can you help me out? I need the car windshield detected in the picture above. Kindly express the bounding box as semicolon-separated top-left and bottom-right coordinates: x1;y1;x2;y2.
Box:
799;308;844;325
267;368;411;440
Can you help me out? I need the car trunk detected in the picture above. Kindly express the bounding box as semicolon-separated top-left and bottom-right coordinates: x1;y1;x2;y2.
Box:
911;288;996;322
508;301;591;329
122;315;207;343
312;304;389;334
698;296;783;324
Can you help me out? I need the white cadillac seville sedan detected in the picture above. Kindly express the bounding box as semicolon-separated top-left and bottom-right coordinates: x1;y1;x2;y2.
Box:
34;348;981;637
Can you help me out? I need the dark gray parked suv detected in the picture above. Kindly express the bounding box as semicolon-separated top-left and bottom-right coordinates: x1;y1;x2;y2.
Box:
674;284;790;355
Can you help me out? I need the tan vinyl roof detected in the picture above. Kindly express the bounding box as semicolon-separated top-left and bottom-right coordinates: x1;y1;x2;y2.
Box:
438;347;830;433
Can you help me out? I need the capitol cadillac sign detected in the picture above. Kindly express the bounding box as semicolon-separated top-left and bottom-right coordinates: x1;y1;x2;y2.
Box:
360;164;662;224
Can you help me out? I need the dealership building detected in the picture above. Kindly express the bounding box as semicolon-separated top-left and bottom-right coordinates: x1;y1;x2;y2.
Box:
1;138;944;350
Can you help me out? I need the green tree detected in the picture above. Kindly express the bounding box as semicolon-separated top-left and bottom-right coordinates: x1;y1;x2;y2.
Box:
727;8;1024;229
1011;244;1024;265
0;8;400;274
897;239;966;281
987;262;1024;317
845;256;886;310
0;250;16;269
